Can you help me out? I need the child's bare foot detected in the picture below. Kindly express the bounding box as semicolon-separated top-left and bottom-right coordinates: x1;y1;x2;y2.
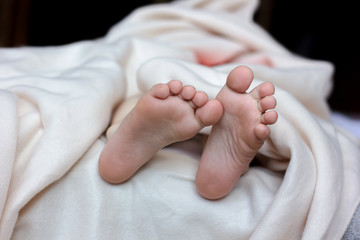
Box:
99;80;223;184
196;66;278;200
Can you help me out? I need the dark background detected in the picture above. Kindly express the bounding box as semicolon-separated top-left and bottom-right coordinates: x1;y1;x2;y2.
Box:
1;0;359;113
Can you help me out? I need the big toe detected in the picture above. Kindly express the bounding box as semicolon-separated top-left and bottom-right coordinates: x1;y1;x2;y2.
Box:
226;66;254;93
196;99;224;126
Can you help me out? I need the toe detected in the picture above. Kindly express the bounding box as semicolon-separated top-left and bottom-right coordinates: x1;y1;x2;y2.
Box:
254;124;270;141
226;66;254;93
250;82;275;100
258;96;277;112
261;110;278;125
168;80;183;95
180;85;197;100
150;83;170;99
196;99;223;126
192;91;208;107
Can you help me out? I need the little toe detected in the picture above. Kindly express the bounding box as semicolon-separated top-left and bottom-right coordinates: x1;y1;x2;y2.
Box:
254;124;270;141
150;83;170;99
192;91;208;108
258;96;277;112
226;66;254;93
181;85;197;100
261;110;278;125
168;80;183;95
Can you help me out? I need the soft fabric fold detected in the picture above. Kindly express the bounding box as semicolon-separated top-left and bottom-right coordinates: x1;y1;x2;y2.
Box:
0;0;359;239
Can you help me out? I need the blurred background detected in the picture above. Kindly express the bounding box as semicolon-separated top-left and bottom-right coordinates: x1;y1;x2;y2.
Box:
1;0;359;114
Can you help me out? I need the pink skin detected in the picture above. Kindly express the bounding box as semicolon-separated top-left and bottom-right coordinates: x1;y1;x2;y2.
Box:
98;80;223;183
98;66;277;200
196;66;278;200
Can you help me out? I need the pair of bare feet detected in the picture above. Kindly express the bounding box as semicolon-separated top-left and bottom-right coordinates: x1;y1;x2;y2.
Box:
98;66;278;200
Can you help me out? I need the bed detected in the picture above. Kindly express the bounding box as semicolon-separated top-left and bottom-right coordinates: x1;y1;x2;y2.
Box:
1;0;359;239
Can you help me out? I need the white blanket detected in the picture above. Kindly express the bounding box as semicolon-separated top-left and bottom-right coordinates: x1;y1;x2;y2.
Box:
1;0;359;239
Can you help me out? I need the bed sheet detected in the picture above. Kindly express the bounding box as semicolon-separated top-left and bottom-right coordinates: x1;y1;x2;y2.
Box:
1;0;359;239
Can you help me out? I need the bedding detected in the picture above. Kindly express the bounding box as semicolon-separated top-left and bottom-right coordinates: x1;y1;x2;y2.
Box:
1;0;359;239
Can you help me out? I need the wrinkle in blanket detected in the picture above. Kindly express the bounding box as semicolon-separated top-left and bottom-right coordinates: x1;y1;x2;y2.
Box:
0;0;359;239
